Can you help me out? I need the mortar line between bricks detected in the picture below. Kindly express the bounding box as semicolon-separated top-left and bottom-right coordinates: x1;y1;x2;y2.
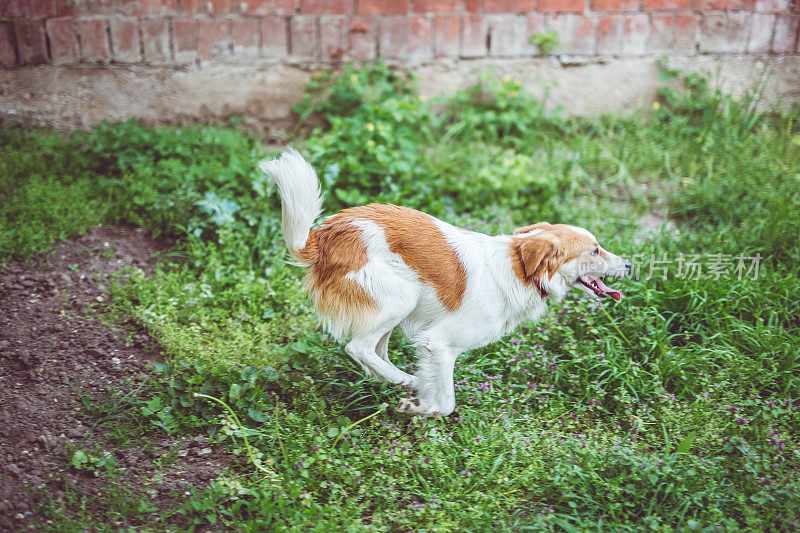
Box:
167;17;174;62
43;18;52;62
134;17;145;63
106;19;114;60
257;16;263;58
286;16;292;56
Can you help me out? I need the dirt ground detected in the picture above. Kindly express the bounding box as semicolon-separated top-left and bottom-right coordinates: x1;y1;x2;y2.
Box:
0;227;234;530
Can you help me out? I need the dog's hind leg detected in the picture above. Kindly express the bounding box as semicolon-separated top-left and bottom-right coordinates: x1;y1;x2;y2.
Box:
376;329;392;362
345;322;416;389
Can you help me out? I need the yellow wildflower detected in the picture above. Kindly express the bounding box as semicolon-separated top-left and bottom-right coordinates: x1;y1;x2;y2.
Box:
366;123;375;132
653;101;661;110
350;74;358;83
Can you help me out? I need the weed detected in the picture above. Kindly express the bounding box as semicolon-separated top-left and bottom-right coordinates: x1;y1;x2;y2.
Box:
529;31;561;55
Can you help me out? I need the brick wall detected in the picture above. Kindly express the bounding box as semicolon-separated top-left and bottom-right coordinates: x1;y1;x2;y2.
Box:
1;0;798;68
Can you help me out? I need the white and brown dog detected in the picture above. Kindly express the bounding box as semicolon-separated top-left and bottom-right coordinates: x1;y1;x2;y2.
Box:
260;148;630;416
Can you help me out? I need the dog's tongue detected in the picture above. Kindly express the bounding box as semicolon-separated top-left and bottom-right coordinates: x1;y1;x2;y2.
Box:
595;277;622;301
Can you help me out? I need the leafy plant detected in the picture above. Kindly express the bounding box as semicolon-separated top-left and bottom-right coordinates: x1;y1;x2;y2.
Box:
69;448;117;477
530;31;561;55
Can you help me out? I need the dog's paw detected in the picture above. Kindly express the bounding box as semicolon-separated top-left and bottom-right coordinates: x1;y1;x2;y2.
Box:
401;376;418;390
396;397;425;415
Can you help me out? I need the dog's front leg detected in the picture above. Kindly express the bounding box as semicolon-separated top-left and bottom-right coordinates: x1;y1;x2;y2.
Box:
397;340;457;416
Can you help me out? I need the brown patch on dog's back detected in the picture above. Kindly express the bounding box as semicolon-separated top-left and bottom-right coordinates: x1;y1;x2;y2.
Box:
338;204;468;312
297;218;379;331
510;223;595;286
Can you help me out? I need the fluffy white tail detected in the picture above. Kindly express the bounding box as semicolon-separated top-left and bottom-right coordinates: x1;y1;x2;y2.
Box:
258;148;323;255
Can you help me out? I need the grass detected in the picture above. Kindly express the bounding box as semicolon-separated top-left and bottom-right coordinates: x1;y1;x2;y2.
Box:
2;62;799;530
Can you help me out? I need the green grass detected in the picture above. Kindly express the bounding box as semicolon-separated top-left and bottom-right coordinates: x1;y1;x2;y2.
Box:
2;62;799;531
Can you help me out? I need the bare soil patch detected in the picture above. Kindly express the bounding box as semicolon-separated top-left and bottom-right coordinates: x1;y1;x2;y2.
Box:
0;227;234;530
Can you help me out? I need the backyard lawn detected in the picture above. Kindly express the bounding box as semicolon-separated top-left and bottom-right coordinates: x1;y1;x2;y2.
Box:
1;63;798;531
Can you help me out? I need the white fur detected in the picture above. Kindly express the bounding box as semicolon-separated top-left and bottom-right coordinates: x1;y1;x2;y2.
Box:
258;148;323;255
262;148;630;416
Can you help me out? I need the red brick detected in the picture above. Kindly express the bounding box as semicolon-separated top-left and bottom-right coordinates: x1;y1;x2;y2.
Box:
232;18;260;57
378;15;407;57
359;0;409;15
56;0;76;16
0;23;16;66
179;0;204;13
96;0;116;14
173;19;198;61
142;17;169;61
197;18;230;59
642;0;688;9
204;0;236;15
593;0;638;11
747;13;773;52
484;0;533;11
596;14;623;54
743;0;790;11
434;14;459;56
771;13;798;52
262;16;288;57
242;0;296;16
319;15;347;60
466;0;481;11
46;17;78;64
65;0;114;15
347;15;376;59
696;0;744;9
110;17;140;63
621;13;648;55
408;13;433;60
415;0;460;12
461;13;488;56
537;0;585;12
119;0;177;16
549;13;595;53
649;13;674;53
488;14;527;56
674;13;697;51
350;18;369;33
700;12;749;53
77;18;110;62
301;0;352;14
290;15;317;59
0;0;56;18
16;20;48;64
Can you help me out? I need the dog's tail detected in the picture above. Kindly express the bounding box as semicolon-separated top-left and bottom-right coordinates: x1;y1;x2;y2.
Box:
258;148;323;258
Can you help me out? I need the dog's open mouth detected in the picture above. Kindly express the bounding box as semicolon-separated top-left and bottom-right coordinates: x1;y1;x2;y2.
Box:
578;273;622;301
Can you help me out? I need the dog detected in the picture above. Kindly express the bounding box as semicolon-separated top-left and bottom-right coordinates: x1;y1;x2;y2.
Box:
259;148;630;416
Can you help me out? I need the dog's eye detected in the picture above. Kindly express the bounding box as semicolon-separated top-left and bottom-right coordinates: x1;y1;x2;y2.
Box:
591;248;600;256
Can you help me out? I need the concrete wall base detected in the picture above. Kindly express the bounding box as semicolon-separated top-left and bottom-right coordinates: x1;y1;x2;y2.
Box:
2;55;798;134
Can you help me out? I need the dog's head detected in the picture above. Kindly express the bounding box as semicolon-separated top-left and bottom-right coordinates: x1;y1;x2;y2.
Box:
511;222;630;301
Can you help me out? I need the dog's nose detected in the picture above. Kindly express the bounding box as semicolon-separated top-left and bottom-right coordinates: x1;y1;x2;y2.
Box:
624;261;632;271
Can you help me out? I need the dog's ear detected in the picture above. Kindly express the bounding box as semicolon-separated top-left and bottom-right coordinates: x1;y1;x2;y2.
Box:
514;221;553;235
514;231;565;282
